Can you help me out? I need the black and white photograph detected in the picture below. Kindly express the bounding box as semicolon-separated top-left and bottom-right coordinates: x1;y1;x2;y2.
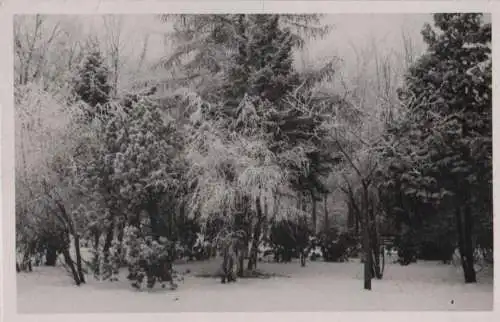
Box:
4;2;494;315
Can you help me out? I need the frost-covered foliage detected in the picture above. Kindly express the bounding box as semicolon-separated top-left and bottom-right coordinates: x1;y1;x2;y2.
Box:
75;95;183;283
155;14;330;100
14;79;103;286
16;13;492;293
174;16;339;230
14;15;86;88
183;94;303;226
72;47;112;119
378;14;492;283
123;224;182;290
15;82;87;265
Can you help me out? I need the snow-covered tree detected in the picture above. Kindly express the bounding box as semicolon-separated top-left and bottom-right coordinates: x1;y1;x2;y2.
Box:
76;94;182;284
381;13;492;283
72;46;112;120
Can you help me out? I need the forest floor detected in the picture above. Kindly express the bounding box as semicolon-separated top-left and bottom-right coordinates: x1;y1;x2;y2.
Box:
17;257;493;313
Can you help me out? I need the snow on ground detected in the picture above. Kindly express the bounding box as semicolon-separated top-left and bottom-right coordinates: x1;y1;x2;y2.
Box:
17;259;493;313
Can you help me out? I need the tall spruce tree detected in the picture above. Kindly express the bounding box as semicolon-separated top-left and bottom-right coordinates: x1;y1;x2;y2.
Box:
224;15;299;107
73;48;112;120
224;15;337;240
163;14;340;275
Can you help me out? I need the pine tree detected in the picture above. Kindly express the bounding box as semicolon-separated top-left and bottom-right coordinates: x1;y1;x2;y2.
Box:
78;94;182;283
168;14;339;274
386;13;491;283
224;15;299;108
73;48;112;120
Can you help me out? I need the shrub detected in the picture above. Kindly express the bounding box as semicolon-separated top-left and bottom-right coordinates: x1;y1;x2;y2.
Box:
318;229;353;262
123;226;182;290
269;219;310;262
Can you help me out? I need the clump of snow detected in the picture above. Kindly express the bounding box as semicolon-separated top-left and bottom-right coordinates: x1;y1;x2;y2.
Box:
17;260;493;313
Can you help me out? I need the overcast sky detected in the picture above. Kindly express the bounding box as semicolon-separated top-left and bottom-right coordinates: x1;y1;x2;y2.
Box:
70;14;431;64
33;13;435;93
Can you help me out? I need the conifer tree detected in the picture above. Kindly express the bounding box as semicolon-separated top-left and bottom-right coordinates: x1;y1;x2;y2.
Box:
165;14;339;274
383;13;491;283
73;47;112;120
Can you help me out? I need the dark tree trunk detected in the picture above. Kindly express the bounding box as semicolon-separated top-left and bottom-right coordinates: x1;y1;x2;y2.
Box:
62;247;81;286
347;200;354;231
73;234;86;284
102;218;115;262
45;245;58;266
237;250;245;277
457;122;477;283
455;203;477;283
21;248;33;272
324;195;329;232
355;203;360;236
368;198;382;279
370;229;382;279
234;209;247;278
147;200;162;241
462;203;476;283
54;199;86;284
247;222;262;270
116;222;125;263
93;231;100;251
301;192;307;213
311;191;317;235
361;183;372;290
248;198;264;270
92;230;101;275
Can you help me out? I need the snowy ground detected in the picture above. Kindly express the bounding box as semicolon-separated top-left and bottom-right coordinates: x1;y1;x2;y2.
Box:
17;259;493;313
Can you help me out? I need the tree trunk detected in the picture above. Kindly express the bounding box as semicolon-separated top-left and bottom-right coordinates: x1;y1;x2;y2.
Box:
370;228;382;279
455;203;476;283
21;251;32;272
73;234;86;284
311;191;317;235
45;245;58;266
235;209;248;278
368;198;382;279
237;249;245;277
102;218;115;262
361;183;372;290
324;195;329;232
92;230;101;275
62;247;81;286
462;203;476;283
355;203;360;236
93;231;101;251
248;198;264;270
363;223;372;290
57;200;86;283
52;198;86;283
117;224;125;265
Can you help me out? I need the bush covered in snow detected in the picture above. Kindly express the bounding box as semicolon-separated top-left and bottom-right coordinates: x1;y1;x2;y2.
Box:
123;225;182;290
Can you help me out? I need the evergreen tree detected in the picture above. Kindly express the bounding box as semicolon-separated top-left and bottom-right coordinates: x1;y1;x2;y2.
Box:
73;47;112;120
224;15;299;107
383;13;491;283
77;94;182;283
165;14;340;274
